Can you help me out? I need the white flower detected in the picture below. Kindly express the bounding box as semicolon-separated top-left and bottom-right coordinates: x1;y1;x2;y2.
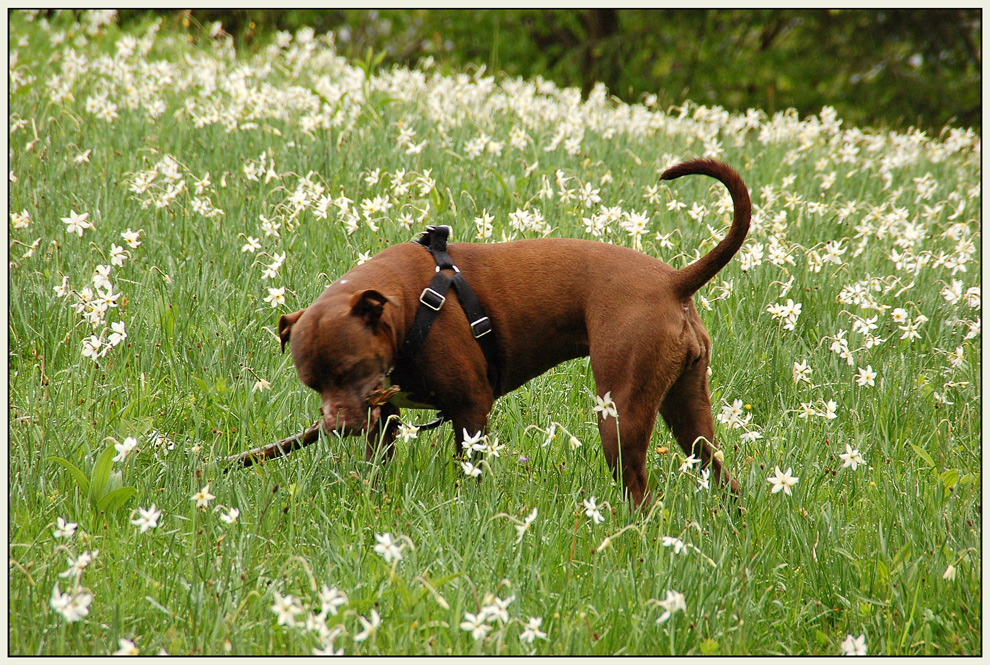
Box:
61;210;92;236
678;454;700;473
318;584;348;616
53;276;70;298
252;378;270;393
109;243;128;266
474;209;494;238
112;436;138;462
739;430;763;444
696;468;711;492
113;638;139;656
838;444;865;471
241;236;261;253
353;609;381;642
459;612;491;641
583;497;605;524
191;485;215;508
108;321;127;347
460;429;486;458
767;298;802;330
50;584;93;623
81;335;103;360
767;466;799;495
946;345;965;369
270;591;304;627
716;399;750;428
121;228;142;248
655;589;686;624
515;508;538;544
662;536;688;555
943;563;957;581
461;460;482;478
59;549;98;578
592;391;618;420
262;252;285;279
10;209;31;228
398;423;418;443
482;594;515;624
519;616;547;643
131;505;161;533
373;532;404;564
822;399;838;420
264;287;286;308
219;507;240;524
839;633;867;656
964;286;980;309
941;280;963;305
482;436;504;458
855;365;877;387
53;516;77;539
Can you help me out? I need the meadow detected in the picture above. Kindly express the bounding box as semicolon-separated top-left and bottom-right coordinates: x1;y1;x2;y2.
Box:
7;11;981;655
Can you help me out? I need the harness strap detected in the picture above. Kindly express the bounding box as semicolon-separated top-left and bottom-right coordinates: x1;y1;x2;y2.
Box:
397;226;501;394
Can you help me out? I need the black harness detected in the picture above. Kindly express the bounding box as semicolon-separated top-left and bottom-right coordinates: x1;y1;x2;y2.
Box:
392;226;500;427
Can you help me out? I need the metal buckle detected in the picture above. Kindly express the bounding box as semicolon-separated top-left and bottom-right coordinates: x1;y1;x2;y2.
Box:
470;316;492;339
420;287;446;311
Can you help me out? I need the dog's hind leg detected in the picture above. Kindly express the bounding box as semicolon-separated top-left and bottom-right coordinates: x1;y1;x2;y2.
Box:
658;364;740;495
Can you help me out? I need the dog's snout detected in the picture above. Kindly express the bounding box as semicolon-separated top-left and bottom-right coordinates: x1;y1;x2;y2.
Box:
321;395;380;435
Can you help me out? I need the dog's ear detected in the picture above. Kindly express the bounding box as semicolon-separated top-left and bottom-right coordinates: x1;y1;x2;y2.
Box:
277;309;306;353
349;289;391;327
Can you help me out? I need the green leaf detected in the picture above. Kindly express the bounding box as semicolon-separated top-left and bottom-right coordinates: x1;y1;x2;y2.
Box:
90;446;116;503
47;456;90;494
874;558;890;587
891;544;912;574
699;638;719;655
909;443;936;470
192;376;211;394
939;469;960;489
428;571;466;587
161;306;176;342
96;486;137;513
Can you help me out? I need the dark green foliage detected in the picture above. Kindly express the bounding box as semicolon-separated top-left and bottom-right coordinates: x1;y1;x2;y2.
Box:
117;9;980;133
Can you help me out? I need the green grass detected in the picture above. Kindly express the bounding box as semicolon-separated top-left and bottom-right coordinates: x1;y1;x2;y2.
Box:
8;10;981;656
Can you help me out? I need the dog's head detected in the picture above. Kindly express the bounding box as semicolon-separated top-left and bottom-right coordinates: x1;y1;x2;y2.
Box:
278;289;395;435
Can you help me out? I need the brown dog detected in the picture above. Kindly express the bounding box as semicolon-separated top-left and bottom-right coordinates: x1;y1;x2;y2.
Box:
278;159;749;506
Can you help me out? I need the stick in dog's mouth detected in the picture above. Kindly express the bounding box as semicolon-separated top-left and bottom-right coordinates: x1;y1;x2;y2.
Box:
222;383;403;471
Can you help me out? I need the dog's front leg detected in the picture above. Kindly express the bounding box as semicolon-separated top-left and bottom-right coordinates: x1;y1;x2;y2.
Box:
447;398;494;462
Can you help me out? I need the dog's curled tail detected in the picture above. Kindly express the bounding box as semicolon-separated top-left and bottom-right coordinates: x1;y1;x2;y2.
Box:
660;159;751;298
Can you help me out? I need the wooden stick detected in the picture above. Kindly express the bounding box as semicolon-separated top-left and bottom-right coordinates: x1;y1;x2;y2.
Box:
222;385;435;471
221;421;323;471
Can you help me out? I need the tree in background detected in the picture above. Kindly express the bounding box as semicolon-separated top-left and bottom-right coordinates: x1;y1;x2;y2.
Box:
119;9;980;132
